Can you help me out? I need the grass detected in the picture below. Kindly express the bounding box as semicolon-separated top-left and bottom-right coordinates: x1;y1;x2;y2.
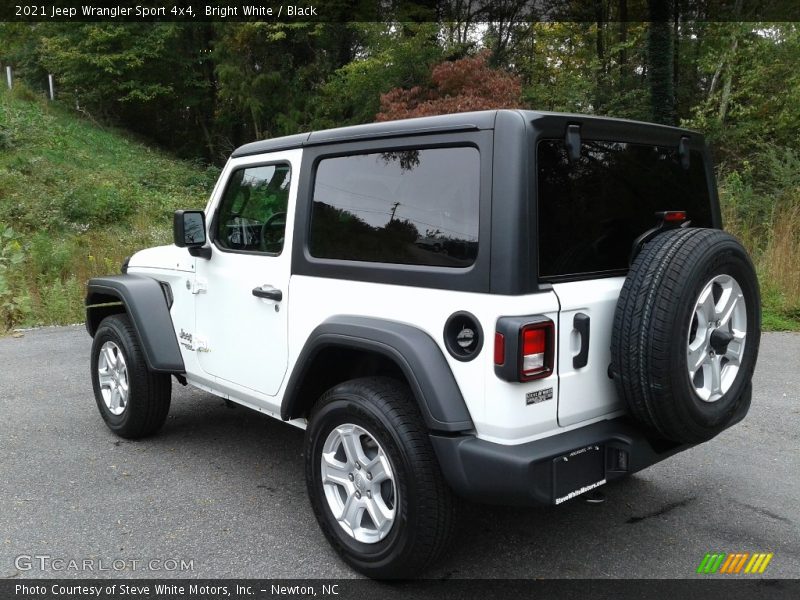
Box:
718;147;800;332
0;85;218;330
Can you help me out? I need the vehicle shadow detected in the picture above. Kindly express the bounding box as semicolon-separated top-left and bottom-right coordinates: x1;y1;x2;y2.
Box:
152;388;700;578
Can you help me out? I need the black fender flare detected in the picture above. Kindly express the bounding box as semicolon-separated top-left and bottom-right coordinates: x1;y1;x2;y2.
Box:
85;275;185;374
282;316;474;433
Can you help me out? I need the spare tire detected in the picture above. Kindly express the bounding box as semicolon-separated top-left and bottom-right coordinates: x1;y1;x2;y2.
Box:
611;227;760;443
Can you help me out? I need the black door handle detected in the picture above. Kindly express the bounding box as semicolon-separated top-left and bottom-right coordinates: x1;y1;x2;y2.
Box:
573;312;590;369
252;286;282;302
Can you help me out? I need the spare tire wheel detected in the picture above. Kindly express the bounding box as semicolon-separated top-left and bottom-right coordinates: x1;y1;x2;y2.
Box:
611;227;760;444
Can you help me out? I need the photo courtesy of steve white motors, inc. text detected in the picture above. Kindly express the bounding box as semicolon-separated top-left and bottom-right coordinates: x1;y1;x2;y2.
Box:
13;583;342;597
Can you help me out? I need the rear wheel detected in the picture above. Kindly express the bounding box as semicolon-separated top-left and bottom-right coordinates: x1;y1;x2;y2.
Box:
91;314;171;439
304;376;456;578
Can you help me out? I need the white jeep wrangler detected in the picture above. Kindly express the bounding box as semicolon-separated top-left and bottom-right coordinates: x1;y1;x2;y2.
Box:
86;110;760;578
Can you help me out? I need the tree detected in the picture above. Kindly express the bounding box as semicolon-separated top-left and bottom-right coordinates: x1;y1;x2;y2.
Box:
314;22;444;128
685;23;800;159
37;23;216;158
376;51;522;121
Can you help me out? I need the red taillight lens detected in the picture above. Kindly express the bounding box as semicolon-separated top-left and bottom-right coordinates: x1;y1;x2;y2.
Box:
494;332;505;366
522;328;546;356
520;322;554;381
662;210;687;223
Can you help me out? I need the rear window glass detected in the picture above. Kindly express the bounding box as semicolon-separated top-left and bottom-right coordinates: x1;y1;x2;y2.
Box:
310;147;479;267
537;139;712;279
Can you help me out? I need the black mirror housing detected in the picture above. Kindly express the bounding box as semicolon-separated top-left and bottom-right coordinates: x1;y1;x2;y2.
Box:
174;210;207;248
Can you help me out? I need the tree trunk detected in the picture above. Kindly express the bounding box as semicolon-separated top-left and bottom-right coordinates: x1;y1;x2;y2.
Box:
618;0;628;84
199;118;215;161
251;106;261;140
673;1;680;115
718;36;738;123
647;0;676;124
595;1;607;111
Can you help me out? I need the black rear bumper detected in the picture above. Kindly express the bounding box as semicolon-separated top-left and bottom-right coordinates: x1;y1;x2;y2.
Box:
430;400;748;506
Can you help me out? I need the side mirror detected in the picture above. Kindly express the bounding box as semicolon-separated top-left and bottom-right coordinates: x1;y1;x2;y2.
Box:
174;210;211;259
174;210;207;247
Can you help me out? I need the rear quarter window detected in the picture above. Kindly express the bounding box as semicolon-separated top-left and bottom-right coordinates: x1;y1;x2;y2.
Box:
537;139;713;279
310;147;480;267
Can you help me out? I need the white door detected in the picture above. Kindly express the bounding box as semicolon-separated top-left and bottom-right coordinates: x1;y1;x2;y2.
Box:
194;154;298;397
553;278;625;426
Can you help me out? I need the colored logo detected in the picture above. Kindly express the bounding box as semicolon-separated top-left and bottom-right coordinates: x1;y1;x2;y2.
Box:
697;552;774;574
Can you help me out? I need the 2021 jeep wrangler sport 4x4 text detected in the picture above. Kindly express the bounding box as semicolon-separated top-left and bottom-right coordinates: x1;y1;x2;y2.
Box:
86;110;760;578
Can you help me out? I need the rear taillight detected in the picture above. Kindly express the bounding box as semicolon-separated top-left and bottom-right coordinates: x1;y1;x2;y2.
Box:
519;321;554;381
494;316;555;382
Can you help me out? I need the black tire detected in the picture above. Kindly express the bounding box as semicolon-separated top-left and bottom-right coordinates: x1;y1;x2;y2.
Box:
90;313;171;439
611;227;760;444
304;376;456;579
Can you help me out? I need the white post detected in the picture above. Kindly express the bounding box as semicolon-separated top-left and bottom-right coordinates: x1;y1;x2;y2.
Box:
48;74;55;100
5;66;11;89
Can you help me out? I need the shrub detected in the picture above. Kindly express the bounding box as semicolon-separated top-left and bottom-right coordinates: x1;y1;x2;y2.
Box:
0;225;32;330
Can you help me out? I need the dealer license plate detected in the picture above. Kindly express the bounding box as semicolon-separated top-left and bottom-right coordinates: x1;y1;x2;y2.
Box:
553;444;606;505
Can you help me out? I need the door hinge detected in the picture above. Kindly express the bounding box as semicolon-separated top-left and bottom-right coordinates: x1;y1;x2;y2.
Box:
190;278;208;294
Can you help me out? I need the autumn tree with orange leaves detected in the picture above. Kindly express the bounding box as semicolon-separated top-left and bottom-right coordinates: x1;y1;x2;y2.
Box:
376;52;523;121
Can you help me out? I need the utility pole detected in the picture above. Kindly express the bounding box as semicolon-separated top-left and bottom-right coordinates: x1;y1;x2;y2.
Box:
389;202;400;223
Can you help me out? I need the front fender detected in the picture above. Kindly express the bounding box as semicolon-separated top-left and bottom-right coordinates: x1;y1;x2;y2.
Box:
86;275;185;374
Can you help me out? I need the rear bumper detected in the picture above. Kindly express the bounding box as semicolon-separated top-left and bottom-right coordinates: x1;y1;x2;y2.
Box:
430;397;749;506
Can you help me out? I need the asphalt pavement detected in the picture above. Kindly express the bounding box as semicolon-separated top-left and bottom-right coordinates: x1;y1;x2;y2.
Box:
1;326;798;579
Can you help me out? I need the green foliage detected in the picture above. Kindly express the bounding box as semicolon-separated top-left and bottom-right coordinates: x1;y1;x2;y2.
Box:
516;23;599;113
0;127;13;150
719;144;800;329
761;286;800;332
33;275;84;327
23;23;218;159
684;24;800;161
315;23;444;127
514;22;653;119
2;19;800;330
0;90;217;331
0;23;51;91
212;21;369;148
0;225;32;330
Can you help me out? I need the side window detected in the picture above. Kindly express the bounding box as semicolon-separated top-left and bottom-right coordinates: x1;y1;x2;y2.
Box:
310;147;480;267
215;164;291;254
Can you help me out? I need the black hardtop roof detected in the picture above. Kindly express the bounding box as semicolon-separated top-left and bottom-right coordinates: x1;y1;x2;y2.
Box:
230;109;701;158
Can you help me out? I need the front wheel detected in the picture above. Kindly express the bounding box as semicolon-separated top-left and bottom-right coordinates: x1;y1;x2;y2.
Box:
90;313;171;439
304;377;456;578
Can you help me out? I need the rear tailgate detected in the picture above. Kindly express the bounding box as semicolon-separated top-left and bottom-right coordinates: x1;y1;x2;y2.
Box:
532;121;717;427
